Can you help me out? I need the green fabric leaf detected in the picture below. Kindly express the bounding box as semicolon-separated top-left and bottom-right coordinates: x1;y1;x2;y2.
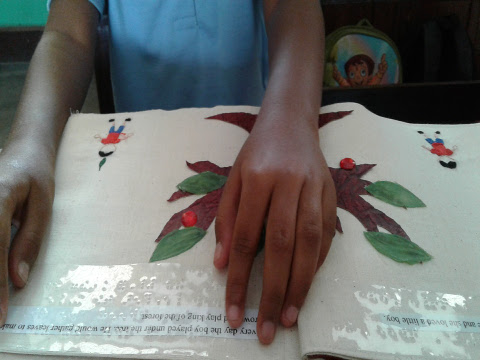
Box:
177;171;227;194
365;181;426;208
364;231;432;265
150;227;207;262
99;158;106;171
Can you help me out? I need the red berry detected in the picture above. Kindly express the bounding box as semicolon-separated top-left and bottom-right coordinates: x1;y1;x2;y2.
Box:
340;158;356;170
181;211;198;227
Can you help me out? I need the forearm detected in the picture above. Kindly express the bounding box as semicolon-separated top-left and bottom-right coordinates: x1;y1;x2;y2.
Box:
5;30;95;160
260;0;324;128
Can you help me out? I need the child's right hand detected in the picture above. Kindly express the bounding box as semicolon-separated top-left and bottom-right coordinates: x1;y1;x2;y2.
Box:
0;0;101;328
0;142;55;326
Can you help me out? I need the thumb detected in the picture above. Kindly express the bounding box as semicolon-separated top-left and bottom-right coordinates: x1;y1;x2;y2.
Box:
0;179;29;325
9;185;53;288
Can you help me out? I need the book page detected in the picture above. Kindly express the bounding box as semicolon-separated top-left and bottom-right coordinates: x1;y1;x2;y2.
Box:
299;103;480;359
0;106;300;359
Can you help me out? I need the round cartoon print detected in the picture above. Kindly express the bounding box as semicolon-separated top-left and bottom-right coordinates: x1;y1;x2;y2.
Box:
326;34;400;87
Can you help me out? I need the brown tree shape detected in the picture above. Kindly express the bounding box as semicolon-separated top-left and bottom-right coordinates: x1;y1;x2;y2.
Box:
156;161;231;242
167;161;231;202
156;187;225;242
206;110;354;132
156;110;409;243
330;164;409;240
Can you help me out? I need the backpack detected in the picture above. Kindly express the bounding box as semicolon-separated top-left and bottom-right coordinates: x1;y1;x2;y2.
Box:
324;19;402;88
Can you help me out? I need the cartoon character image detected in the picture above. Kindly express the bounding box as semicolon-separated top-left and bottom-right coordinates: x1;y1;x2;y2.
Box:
333;53;388;87
94;118;133;170
418;130;457;169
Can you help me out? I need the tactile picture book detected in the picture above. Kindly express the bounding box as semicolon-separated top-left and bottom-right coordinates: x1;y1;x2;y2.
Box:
0;103;478;360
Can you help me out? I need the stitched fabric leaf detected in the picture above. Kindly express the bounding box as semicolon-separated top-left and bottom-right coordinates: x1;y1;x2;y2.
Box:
168;161;231;202
364;232;432;265
365;181;426;208
150;227;207;262
177;171;227;194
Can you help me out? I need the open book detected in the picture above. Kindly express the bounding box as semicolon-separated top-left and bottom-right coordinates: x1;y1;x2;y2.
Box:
0;103;478;360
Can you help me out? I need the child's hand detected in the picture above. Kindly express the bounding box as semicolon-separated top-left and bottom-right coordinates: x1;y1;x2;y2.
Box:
0;144;55;326
214;112;337;344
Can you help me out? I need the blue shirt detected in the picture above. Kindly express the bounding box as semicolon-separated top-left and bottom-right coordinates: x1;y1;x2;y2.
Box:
50;0;269;112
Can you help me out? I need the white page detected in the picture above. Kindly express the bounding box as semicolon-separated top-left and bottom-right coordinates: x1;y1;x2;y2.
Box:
0;106;300;359
300;103;480;359
2;103;477;360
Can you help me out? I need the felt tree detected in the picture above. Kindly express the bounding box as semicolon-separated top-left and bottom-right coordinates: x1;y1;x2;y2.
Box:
150;111;431;265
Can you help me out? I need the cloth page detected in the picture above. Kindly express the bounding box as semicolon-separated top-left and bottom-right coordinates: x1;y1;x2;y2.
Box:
2;103;477;359
299;103;480;360
0;106;300;360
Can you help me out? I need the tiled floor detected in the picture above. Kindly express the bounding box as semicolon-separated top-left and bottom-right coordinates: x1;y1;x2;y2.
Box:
0;62;99;148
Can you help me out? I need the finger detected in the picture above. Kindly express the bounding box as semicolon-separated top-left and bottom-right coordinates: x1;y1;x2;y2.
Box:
381;53;386;62
0;224;10;327
214;165;241;269
226;176;271;329
280;179;323;328
9;184;53;289
317;182;337;270
257;180;301;344
0;189;17;326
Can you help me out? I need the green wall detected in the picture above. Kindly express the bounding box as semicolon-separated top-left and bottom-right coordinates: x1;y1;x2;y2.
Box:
0;0;48;27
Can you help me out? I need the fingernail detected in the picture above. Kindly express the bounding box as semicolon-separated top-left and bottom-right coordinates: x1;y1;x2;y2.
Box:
227;305;240;323
214;242;223;264
285;306;298;324
260;321;275;343
18;261;30;285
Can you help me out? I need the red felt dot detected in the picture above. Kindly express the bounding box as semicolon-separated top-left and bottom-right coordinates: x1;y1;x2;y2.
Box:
181;211;198;227
340;158;356;170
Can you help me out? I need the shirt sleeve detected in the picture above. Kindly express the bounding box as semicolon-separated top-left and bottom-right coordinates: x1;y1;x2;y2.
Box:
47;0;106;17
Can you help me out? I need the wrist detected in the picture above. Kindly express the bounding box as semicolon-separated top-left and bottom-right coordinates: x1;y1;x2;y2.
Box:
2;136;56;167
252;110;320;149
